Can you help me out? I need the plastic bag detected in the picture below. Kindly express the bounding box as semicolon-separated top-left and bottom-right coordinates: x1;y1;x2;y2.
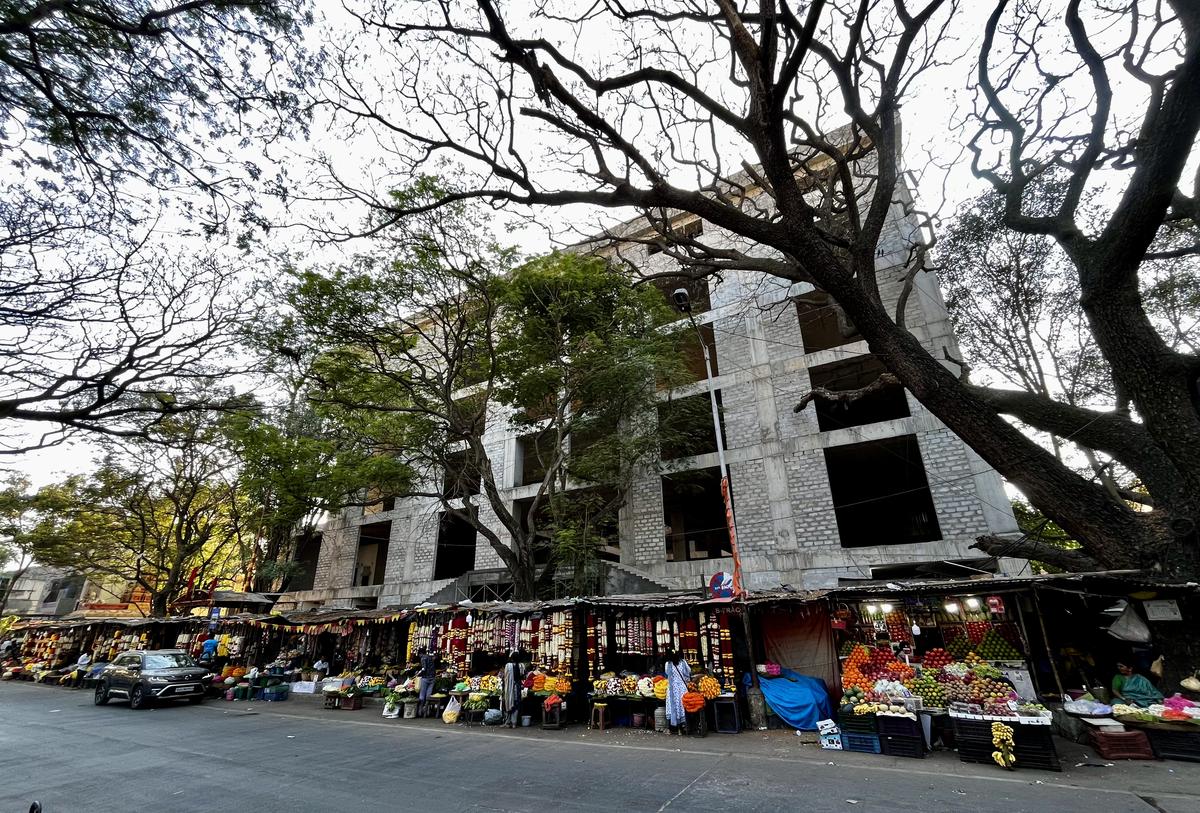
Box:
1150;656;1165;678
1107;604;1151;643
442;695;461;724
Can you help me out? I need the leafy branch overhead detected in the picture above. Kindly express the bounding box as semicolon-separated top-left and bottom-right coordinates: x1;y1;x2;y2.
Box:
0;1;317;451
314;1;1200;578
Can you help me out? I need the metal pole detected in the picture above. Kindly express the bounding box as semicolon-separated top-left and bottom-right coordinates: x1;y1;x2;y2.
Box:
687;313;765;727
687;312;745;597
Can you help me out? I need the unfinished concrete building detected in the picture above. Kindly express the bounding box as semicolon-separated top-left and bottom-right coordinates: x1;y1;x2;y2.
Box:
279;176;1019;611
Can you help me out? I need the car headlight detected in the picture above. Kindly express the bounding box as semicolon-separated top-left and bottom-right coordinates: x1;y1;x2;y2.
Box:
147;676;170;684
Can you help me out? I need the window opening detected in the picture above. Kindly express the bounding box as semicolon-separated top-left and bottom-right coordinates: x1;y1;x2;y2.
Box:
658;391;725;460
796;293;861;352
434;513;477;580
354;520;391;586
823;435;941;548
807;356;909;431
662;467;732;561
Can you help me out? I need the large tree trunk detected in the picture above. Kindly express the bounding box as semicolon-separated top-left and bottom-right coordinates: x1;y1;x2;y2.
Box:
150;591;170;618
0;563;30;616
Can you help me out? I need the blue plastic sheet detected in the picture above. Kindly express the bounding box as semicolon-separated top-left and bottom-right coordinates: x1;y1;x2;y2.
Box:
750;668;833;731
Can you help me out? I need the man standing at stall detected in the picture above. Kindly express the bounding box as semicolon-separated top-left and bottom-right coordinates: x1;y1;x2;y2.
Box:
417;647;438;718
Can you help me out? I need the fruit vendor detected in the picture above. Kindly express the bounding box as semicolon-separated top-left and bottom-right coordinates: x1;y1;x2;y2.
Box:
1112;661;1163;708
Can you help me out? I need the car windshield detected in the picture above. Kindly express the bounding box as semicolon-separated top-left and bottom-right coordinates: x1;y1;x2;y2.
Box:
144;653;195;670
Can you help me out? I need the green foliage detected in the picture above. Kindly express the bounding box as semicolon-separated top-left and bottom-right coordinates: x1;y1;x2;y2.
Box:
0;0;311;181
274;190;696;598
1010;500;1081;574
225;399;411;590
0;474;74;613
31;413;252;615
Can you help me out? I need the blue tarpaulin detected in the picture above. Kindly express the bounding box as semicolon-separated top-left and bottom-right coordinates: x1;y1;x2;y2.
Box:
750;669;833;731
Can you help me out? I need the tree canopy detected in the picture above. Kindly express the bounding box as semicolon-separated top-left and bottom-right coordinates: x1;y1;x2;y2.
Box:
313;0;1200;578
0;0;315;450
277;190;696;598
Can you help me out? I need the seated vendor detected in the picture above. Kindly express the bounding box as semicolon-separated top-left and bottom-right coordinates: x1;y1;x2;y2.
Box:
1112;661;1163;708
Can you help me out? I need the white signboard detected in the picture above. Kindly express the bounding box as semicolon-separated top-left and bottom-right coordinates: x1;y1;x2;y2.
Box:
1144;600;1182;621
998;665;1037;701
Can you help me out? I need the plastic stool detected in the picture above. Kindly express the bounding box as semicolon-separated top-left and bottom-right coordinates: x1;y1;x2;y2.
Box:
590;702;608;731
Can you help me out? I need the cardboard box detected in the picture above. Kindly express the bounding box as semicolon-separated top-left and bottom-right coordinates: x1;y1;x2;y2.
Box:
817;718;840;735
290;681;316;694
820;732;844;750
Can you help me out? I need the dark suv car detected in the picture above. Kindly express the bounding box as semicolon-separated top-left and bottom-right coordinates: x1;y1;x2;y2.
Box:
94;649;211;709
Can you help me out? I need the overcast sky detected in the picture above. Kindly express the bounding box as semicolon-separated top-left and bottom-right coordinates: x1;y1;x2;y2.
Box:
6;0;1184;492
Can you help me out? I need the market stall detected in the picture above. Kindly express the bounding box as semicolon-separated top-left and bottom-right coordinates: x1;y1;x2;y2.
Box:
823;579;1055;767
579;594;746;733
2;616;203;685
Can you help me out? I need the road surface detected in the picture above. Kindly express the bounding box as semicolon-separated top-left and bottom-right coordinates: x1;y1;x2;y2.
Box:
1;681;1195;812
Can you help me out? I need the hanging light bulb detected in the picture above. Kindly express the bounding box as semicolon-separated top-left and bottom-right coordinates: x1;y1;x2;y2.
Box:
880;603;894;614
465;613;474;626
944;601;960;614
965;597;981;611
865;604;878;615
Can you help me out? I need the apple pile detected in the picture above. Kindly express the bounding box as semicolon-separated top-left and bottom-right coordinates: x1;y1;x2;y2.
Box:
920;648;952;670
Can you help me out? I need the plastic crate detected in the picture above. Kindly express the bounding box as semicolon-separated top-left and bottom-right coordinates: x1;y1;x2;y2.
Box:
957;739;1062;772
1089;730;1154;761
950;717;992;742
713;697;741;734
877;715;921;738
838;713;878;734
880;734;925;759
840;733;882;754
684;709;708;737
262;685;289;702
1146;729;1200;762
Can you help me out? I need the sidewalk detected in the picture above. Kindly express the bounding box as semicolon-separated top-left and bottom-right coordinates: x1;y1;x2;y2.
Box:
218;689;1200;803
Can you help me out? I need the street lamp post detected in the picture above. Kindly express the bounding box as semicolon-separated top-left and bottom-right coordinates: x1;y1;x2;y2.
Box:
673;288;766;728
672;288;745;595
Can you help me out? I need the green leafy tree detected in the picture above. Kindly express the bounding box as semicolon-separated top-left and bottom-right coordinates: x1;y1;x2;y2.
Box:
34;414;251;616
226;398;412;593
0;475;79;614
282;189;695;599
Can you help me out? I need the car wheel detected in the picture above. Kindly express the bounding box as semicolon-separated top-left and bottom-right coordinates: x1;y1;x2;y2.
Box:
94;682;109;706
187;694;204;704
129;684;147;710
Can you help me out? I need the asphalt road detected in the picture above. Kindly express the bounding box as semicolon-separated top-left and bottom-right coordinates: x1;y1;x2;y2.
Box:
0;682;1195;813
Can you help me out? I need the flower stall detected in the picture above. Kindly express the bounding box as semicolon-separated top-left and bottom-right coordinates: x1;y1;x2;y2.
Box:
579;594;745;733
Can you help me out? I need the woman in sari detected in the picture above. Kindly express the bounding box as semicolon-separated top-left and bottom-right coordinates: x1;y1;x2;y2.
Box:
501;651;524;728
664;648;691;734
1112;661;1163;708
